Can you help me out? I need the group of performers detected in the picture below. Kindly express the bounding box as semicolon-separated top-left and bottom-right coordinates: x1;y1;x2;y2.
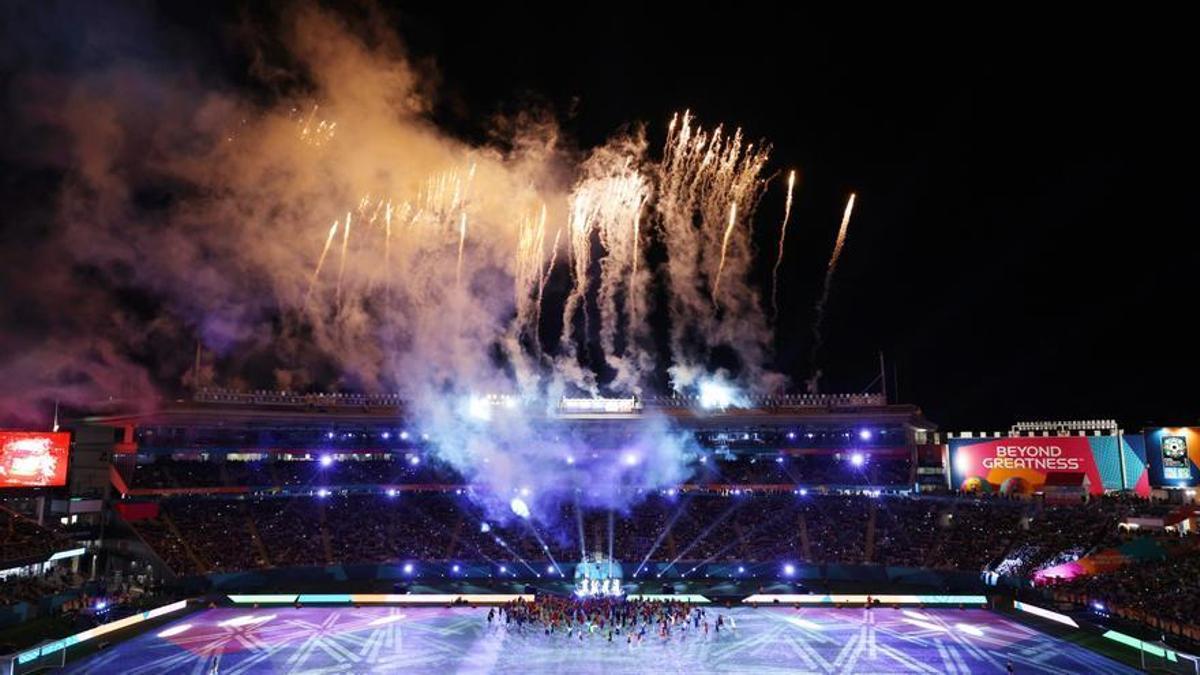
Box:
575;576;623;597
485;596;734;644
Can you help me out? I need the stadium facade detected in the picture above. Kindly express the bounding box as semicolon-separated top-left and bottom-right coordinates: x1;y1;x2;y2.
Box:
64;388;939;496
40;389;1200;502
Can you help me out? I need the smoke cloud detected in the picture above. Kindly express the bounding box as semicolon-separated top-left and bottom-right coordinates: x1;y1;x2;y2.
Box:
1;5;790;521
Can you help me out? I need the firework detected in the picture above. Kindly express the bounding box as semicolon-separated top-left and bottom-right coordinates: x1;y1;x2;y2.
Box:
305;219;340;304
538;225;562;328
557;154;650;391
811;192;858;361
456;212;468;287
771;169;797;318
712;200;738;305
336;211;352;303
300;111;780;398
828;192;856;274
297;105;336;147
656;110;771;387
384;201;393;290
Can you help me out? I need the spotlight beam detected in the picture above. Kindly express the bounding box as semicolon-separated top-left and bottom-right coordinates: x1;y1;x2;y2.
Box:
574;498;587;560
483;526;539;577
662;500;744;576
682;503;796;574
443;501;511;567
633;499;689;578
607;510;615;579
522;518;565;577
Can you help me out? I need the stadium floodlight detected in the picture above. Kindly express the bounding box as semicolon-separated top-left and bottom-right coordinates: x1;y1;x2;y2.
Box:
698;379;737;410
560;397;638;414
466;396;492;421
510;497;531;519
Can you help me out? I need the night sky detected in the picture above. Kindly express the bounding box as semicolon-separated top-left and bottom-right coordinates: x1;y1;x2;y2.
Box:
1;3;1195;430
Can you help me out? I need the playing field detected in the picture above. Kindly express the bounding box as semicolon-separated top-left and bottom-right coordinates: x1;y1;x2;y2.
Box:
63;605;1135;673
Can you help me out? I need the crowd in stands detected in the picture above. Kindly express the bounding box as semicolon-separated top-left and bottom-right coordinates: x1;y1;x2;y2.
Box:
1046;540;1200;642
0;566;84;608
130;456;463;490
699;455;913;487
126;491;1185;585
0;508;73;566
126;454;914;491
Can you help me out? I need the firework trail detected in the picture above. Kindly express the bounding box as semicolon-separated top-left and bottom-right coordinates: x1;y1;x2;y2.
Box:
455;211;467;287
595;169;650;391
296;111;780;399
557;187;600;393
811;192;857;362
529;206;551;352
511;206;548;374
383;201;393;292
518;205;549;353
336;211;352;303
712;200;738;305
558;153;650;392
537;225;561;333
630;210;641;316
771;169;797;318
656;111;770;388
296;104;337;147
305;219;340;304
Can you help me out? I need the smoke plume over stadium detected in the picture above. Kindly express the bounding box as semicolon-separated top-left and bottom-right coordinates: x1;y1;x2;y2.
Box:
1;6;802;518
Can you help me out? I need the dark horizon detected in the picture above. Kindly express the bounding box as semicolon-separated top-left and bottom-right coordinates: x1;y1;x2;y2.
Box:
1;3;1196;431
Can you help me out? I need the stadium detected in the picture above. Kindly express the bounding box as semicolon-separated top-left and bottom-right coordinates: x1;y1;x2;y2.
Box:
2;4;1198;674
3;388;1199;673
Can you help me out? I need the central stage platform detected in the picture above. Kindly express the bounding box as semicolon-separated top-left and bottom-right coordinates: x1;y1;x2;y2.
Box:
62;605;1135;674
